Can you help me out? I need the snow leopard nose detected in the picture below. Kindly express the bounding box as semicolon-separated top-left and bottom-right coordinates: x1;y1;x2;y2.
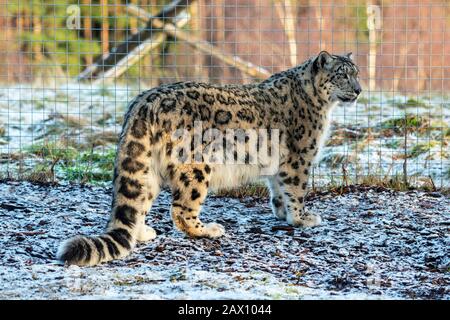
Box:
354;85;362;95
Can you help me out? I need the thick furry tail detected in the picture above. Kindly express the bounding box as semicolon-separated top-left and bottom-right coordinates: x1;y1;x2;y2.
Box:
56;228;135;266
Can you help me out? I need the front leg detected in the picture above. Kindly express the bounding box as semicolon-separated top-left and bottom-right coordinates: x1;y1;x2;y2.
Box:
268;178;287;220
277;159;322;227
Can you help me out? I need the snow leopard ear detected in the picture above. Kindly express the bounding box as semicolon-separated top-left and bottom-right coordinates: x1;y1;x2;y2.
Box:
313;51;334;72
312;51;333;74
346;52;354;60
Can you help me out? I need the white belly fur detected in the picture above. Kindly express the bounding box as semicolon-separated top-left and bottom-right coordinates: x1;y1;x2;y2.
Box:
209;164;263;190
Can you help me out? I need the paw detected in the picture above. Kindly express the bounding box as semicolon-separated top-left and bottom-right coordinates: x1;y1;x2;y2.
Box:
136;225;157;242
287;212;322;227
273;207;287;220
203;222;226;238
271;197;286;220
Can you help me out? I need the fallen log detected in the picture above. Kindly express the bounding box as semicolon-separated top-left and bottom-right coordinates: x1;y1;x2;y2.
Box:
92;12;189;85
77;0;194;81
127;4;271;80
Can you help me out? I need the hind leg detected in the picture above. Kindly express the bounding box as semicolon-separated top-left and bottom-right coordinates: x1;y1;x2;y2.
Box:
126;157;161;243
170;164;225;238
137;225;157;242
110;137;161;245
135;173;160;242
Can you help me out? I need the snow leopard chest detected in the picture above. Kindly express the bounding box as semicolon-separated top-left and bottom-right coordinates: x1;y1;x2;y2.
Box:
314;103;337;163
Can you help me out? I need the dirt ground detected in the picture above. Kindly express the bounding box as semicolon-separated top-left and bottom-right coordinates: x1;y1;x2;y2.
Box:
0;181;448;300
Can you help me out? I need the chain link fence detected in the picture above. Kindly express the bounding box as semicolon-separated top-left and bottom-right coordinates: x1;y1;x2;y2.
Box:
0;0;448;190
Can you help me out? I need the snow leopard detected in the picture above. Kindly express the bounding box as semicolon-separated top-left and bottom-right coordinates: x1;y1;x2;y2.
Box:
57;51;361;266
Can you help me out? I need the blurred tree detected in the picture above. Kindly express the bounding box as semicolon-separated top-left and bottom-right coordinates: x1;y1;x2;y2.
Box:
274;0;298;66
82;0;93;65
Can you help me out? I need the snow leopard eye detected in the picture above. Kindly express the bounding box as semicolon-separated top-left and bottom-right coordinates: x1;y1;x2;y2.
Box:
339;72;349;80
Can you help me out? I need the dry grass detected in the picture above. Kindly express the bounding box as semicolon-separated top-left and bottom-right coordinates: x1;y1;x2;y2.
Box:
85;130;119;147
214;183;270;198
212;172;447;199
48;112;89;128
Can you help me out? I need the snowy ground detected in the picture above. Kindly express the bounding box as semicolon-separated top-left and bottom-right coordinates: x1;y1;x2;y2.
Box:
0;84;448;299
0;181;448;300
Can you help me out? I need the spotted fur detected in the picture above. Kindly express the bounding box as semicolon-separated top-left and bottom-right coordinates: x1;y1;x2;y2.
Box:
57;51;361;266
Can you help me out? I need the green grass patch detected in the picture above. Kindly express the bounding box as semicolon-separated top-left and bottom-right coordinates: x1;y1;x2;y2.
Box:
23;141;116;184
380;114;428;134
395;98;429;109
61;148;116;184
408;141;440;158
34;100;46;110
356;96;370;104
445;128;450;138
384;139;401;149
26;141;77;163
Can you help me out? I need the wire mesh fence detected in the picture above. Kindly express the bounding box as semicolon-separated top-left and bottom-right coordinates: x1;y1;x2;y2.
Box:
0;0;448;189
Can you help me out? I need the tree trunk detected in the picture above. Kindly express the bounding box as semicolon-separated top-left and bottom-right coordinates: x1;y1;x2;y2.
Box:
275;0;298;66
191;0;208;82
32;15;44;62
82;0;93;65
101;0;109;56
129;0;139;34
213;0;229;82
